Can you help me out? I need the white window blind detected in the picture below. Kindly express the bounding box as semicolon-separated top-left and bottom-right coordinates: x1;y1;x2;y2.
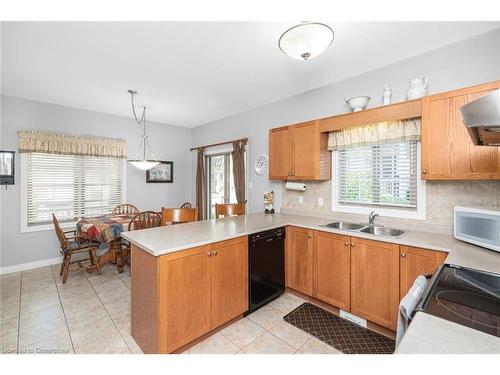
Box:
26;152;124;227
337;141;418;208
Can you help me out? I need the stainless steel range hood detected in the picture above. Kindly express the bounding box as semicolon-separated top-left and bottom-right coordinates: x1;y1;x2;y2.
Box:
460;89;500;146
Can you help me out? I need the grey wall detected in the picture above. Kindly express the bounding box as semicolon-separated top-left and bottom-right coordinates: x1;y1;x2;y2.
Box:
191;28;500;213
0;96;192;267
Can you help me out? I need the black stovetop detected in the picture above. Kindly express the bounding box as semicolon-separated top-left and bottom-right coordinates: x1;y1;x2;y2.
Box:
419;264;500;337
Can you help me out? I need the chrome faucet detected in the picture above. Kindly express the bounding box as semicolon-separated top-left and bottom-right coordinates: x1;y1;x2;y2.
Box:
368;211;379;225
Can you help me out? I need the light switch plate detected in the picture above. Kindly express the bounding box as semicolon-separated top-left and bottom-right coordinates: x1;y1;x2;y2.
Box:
298;196;304;205
318;197;324;206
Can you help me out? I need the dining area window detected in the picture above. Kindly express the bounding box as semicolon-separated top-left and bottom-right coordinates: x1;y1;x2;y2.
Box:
18;130;127;232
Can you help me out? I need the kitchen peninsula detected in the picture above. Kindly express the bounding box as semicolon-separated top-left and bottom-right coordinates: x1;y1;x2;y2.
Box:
121;212;500;354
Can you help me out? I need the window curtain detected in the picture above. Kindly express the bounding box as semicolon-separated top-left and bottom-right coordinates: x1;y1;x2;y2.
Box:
327;118;421;151
18;130;127;158
231;140;246;204
196;148;207;221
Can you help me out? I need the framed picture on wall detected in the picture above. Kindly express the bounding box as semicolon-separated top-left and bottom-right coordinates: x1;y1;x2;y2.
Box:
146;161;173;183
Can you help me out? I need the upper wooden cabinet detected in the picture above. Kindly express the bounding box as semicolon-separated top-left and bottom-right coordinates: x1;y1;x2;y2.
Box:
286;226;314;295
313;231;351;311
399;246;447;299
421;81;500;180
269;120;331;181
350;237;400;331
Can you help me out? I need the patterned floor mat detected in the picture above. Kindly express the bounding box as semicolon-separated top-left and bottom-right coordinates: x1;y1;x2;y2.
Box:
284;302;395;354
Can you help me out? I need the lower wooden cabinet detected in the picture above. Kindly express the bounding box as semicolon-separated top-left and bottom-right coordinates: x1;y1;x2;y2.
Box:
131;236;248;354
209;237;248;329
350;238;400;331
286;226;314;295
399;245;447;299
313;231;351;310
158;245;211;353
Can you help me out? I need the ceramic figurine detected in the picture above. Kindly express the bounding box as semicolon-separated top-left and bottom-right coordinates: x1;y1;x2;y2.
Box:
264;190;275;214
383;84;392;105
407;76;429;99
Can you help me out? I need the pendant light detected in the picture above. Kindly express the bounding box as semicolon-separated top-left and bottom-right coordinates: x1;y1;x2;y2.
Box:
127;89;160;171
278;21;334;60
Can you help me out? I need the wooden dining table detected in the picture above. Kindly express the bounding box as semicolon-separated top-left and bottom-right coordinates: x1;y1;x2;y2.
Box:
76;213;136;273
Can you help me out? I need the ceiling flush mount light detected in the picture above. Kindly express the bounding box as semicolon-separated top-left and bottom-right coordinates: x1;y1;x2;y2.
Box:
127;89;160;171
278;21;334;61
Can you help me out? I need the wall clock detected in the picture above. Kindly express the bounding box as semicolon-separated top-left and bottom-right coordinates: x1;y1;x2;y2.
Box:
254;154;269;176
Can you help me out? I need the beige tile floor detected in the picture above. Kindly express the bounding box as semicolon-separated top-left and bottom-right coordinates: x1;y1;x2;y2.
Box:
1;263;341;355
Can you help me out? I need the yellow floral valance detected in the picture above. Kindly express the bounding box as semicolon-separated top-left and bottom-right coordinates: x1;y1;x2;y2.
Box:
18;130;127;159
327;118;421;151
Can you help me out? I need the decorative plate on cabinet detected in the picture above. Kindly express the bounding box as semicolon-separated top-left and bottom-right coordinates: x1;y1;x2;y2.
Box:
254;154;269;176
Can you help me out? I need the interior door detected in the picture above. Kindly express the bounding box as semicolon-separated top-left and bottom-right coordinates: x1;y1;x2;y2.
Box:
314;231;351;310
210;237;248;329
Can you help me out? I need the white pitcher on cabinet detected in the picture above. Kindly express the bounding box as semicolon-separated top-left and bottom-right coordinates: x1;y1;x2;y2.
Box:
406;76;429;99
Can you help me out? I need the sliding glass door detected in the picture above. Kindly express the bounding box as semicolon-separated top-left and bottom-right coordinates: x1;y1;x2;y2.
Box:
206;153;236;219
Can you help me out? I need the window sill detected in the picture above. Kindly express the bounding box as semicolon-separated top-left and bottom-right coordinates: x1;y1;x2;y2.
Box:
332;203;426;221
20;221;77;234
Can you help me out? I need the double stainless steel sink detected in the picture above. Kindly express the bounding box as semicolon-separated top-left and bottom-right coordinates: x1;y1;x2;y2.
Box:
321;221;405;238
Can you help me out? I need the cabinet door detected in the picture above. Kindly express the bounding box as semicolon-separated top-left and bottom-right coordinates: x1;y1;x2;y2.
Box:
421;81;500;180
313;231;351;310
286;226;314;296
400;246;447;299
210;237;248;329
292;121;317;179
350;237;399;330
269;126;292;180
158;245;211;353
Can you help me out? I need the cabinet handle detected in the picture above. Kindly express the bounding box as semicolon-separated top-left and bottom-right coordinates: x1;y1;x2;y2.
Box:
401;253;407;258
207;251;212;257
307;234;312;239
422;169;428;175
351;242;356;247
344;241;349;247
213;250;218;256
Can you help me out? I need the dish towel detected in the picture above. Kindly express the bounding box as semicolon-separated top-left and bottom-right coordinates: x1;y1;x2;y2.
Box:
396;275;428;346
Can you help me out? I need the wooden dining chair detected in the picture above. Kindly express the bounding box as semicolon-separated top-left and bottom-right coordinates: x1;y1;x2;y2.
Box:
52;214;101;283
121;211;162;269
180;202;192;209
111;203;139;215
161;207;199;226
215;203;246;218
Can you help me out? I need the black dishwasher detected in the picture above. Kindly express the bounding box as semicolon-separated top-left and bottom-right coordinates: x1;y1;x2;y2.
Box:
247;227;285;314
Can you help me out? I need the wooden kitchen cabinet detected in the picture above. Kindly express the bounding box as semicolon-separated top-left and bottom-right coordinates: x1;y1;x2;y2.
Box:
210;237;248;329
350;237;400;330
421;81;500;180
399;246;447;299
158;245;212;353
269;120;330;181
131;236;248;354
313;231;351;310
286;226;314;295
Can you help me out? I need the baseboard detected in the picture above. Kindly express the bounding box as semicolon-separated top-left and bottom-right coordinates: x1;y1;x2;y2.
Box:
0;256;63;275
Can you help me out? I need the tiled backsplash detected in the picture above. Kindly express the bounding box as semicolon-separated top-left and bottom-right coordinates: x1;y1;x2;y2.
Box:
281;180;500;234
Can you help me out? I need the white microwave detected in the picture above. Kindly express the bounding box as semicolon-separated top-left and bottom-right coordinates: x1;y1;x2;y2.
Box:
454;206;500;252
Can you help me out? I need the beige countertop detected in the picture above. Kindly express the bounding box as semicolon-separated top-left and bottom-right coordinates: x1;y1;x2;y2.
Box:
396;312;500;354
121;212;500;274
121;212;500;354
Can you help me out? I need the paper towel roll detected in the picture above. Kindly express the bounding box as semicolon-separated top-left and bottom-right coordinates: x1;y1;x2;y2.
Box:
285;182;306;191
